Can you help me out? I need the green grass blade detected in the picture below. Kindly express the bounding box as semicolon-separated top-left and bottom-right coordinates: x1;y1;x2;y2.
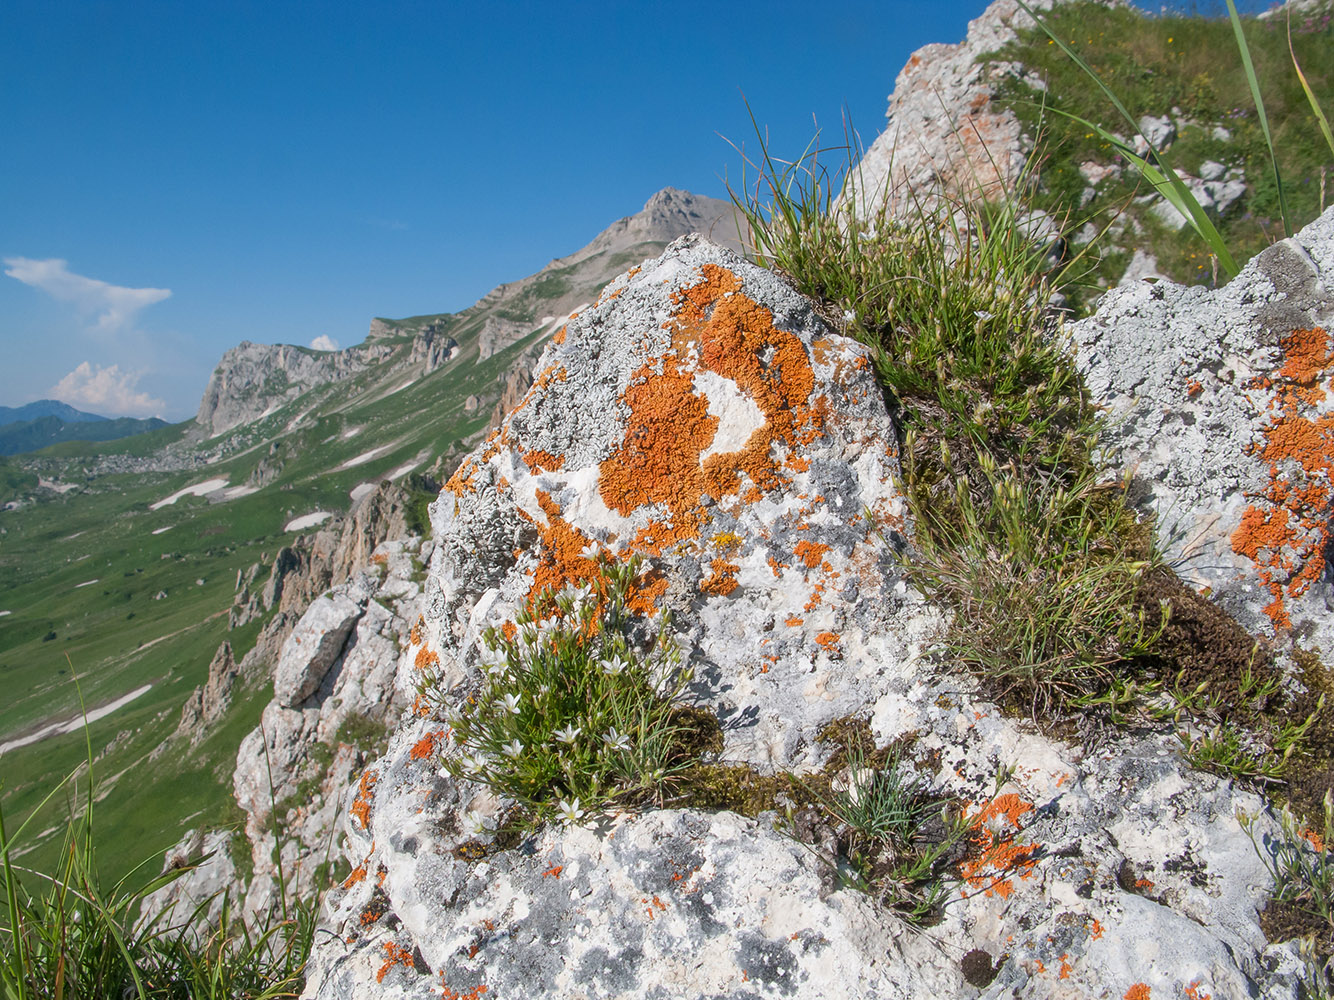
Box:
1288;14;1334;162
1043;105;1239;276
1225;0;1291;237
0;803;31;1000
1016;0;1239;276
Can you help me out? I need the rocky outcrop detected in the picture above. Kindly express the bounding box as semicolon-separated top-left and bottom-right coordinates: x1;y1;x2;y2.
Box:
302;237;1301;1000
487;348;539;431
173;642;238;741
476;317;528;361
841;0;1079;222
231;482;415;629
407;321;458;373
196;341;394;436
273;594;365;708
1071;205;1334;660
231;539;427;913
139;829;239;930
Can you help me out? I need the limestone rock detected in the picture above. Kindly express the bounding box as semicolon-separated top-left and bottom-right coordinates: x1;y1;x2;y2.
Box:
841;0;1104;222
1070;205;1334;660
408;321;458;372
476;317;528;361
272;593;364;708
303;236;1296;999
138;829;238;930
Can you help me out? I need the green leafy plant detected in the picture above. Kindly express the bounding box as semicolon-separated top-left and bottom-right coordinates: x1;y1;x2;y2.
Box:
810;741;968;922
1242;792;1334;993
438;556;694;827
1013;0;1334;282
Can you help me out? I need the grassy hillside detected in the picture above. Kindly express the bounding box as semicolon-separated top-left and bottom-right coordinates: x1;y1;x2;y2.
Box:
987;0;1334;306
0;323;549;882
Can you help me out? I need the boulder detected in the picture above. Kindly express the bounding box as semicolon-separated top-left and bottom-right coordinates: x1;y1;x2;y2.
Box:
272;593;363;708
1070;205;1334;659
303;236;1300;1000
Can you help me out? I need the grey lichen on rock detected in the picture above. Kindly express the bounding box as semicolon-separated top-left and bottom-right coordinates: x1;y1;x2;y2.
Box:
298;236;1304;1000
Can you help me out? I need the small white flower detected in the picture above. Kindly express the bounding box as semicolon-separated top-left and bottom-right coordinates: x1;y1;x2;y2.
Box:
502;738;524;759
602;727;631;753
842;309;856;323
460;811;487;837
554;723;581;745
557;797;586;825
579;541;601;560
502;692;522;715
600;655;627;676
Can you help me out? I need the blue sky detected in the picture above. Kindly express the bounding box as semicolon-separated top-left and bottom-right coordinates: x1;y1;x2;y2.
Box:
0;0;1268;420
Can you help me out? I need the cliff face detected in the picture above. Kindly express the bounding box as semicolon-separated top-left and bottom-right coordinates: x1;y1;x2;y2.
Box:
194;341;394;436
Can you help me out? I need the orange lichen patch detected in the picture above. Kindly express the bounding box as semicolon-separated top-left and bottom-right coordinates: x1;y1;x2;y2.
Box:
767;555;787;578
552;325;567;345
598;264;826;540
785;616;804;627
522;449;565;472
501;621;518;642
376;942;417;983
1185;378;1204;397
1231;328;1334;627
1088;917;1104;940
642;894;669;921
410;730;446;761
525;489;668;618
409;615;426;647
815;631;840;652
1124;985;1151;1000
804;580;827;612
788;455;811;473
528;488;601;598
438;981;489;1000
342;865;367;888
445;458;479;497
1058;954;1073;979
633;520;684;557
1301;827;1327;852
1134;877;1156;890
351;769;379;830
414;646;441;671
701;557;740;596
959;793;1041;899
794;539;831;570
599;353;716;539
542;864;564;879
410;693;432;718
1184;981;1212;1000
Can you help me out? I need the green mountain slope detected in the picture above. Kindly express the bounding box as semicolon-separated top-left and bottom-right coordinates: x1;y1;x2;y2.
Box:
0;187;740;880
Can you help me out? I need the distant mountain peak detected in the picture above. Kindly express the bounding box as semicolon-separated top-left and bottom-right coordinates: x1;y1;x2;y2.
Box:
0;399;110;429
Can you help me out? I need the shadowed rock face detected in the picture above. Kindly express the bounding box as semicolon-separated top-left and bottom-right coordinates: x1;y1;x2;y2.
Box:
1071;206;1334;661
300;236;1304;1000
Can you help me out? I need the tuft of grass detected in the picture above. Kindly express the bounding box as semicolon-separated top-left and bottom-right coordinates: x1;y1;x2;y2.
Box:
1243;793;1334;992
808;740;968;922
1;736;313;999
730;119;1162;719
434;556;695;827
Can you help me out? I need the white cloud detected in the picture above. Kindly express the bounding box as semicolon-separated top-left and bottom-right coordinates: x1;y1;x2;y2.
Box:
4;257;170;332
309;335;339;351
49;363;165;418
